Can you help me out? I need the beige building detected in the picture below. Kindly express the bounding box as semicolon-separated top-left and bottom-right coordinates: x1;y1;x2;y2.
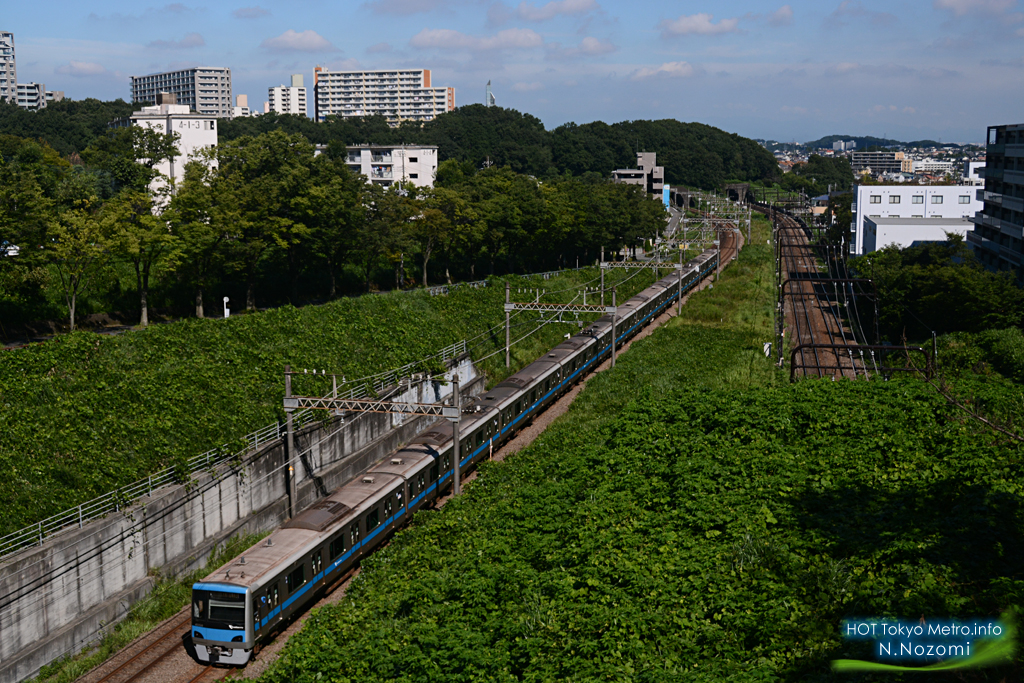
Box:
612;151;665;195
313;67;454;125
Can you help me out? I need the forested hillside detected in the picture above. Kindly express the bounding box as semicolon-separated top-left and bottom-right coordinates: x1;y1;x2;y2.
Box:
0;100;778;189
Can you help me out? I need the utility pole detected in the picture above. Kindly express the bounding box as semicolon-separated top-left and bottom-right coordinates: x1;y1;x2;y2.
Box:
505;281;511;368
450;378;461;495
283;364;297;519
677;245;684;315
600;246;605;306
610;287;617;368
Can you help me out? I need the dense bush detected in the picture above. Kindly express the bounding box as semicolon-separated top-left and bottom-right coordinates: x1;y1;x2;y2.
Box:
260;323;1024;682
0;265;662;535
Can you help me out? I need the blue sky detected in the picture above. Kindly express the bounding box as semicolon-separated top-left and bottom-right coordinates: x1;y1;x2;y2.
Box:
7;0;1023;143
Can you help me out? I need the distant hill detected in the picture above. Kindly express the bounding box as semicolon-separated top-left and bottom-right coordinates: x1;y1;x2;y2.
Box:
805;134;977;150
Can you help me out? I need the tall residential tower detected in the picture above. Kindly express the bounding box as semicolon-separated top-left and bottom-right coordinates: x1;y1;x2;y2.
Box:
0;32;16;104
313;67;454;124
969;123;1024;281
130;67;233;117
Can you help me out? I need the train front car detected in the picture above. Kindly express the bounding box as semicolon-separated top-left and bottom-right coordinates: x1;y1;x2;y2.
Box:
191;581;253;665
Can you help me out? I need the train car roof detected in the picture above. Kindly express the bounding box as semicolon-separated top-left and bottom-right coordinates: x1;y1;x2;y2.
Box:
495;360;559;389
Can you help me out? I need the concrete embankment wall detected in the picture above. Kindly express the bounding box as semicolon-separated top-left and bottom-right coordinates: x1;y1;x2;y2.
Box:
0;357;482;683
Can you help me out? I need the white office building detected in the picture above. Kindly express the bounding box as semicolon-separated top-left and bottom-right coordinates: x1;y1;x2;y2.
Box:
113;95;218;192
313;67;454;125
16;82;45;110
0;31;15;104
851;185;982;255
330;144;438;188
268;75;307;117
130;67;232;117
912;158;955;175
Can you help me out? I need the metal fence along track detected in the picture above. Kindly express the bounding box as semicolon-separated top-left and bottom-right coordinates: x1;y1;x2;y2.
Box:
0;339;467;561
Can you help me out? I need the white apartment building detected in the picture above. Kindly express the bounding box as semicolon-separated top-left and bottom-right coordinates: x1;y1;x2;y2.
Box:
16;82;45;110
851;184;982;255
268;75;307;117
332;144;438;188
114;98;218;190
0;31;15;104
963;160;985;186
313;67;454;125
131;67;232;117
912;158;955;175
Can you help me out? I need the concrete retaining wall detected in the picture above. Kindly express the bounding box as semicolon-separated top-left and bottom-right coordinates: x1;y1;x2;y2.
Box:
0;358;482;683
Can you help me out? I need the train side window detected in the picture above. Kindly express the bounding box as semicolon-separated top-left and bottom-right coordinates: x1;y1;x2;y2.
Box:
350;523;360;546
367;508;380;530
312;550;322;575
418;472;426;490
330;536;345;560
272;584;279;608
430;463;439;481
443;454;450;469
384;497;393;516
286;565;305;594
397;489;404;508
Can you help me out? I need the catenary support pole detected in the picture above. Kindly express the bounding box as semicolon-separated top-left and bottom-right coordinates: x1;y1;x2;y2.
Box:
611;287;617;368
505;281;511;368
452;378;461;495
600;246;605;307
284;365;296;519
677;246;683;315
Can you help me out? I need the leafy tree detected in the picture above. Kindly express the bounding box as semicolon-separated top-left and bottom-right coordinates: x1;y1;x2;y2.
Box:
46;206;110;330
81;126;179;193
103;190;176;326
305;144;364;299
214;130;316;309
0;98;137;156
355;182;417;291
166;159;224;317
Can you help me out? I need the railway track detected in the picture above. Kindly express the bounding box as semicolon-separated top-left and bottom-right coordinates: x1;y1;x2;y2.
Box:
773;209;863;379
79;608;227;683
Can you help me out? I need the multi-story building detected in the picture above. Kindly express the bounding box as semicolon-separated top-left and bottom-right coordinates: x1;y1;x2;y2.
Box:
963;160;985;186
612;151;665;196
130;67;232;117
969;123;1024;280
268;75;307;117
330;144;438;188
313;67;454;125
231;94;252;118
851;151;913;175
16;82;45;110
850;184;982;255
832;140;856;152
112;94;218;190
0;31;15;105
912;158;955;175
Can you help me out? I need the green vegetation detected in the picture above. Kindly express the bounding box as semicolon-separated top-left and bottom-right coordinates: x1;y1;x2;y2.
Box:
850;237;1024;342
255;216;1022;682
0;263;666;535
31;532;264;683
1;126;666;334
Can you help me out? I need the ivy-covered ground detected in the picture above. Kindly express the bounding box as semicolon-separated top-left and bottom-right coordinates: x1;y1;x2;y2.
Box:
0;266;662;535
257;220;1024;682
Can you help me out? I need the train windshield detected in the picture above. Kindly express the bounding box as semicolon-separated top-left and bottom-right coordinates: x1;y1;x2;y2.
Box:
192;589;245;630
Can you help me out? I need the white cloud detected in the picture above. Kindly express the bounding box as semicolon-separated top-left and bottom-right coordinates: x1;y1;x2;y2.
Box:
410;27;544;50
658;13;740;38
933;0;1015;15
147;32;205;49
55;61;108;77
260;29;337;52
516;0;598;21
631;61;696;79
768;5;794;27
512;81;543;91
233;6;270;18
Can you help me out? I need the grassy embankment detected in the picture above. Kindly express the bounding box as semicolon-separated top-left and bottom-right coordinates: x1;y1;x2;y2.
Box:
0;266;664;536
256;213;1023;682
